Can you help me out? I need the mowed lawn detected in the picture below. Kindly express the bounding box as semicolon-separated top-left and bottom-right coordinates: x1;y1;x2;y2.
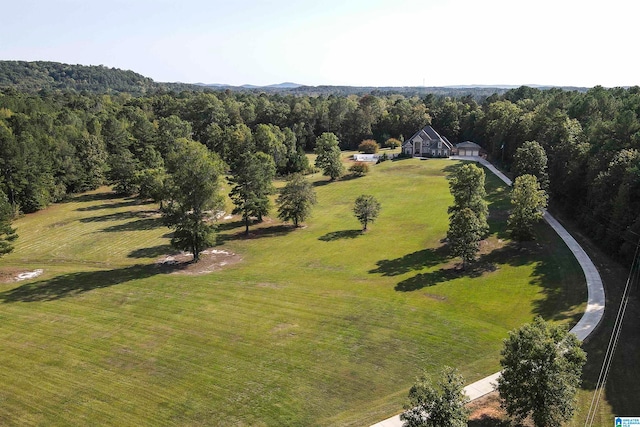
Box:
0;156;586;426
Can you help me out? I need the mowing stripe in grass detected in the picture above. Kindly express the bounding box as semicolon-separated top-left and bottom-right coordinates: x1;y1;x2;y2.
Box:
0;158;586;426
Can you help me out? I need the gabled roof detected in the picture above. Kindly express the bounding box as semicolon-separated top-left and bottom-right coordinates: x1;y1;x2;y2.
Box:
455;141;482;149
441;136;454;150
403;125;453;149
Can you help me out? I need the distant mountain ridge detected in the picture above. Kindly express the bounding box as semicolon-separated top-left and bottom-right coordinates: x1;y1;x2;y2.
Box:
196;81;303;89
0;60;589;97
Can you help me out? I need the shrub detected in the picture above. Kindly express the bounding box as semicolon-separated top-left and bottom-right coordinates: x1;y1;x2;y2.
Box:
376;152;389;164
349;162;370;176
386;138;401;149
358;139;379;154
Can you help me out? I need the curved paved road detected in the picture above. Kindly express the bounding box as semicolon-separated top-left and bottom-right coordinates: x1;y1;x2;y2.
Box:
371;156;605;427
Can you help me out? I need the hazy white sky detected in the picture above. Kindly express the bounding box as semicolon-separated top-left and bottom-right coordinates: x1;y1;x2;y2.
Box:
1;0;638;87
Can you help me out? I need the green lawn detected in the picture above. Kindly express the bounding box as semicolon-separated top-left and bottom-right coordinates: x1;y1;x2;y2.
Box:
0;157;586;426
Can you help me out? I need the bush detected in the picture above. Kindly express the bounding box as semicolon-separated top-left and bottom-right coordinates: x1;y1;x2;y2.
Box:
358;139;379;154
376;152;389;164
349;162;370;176
386;137;401;149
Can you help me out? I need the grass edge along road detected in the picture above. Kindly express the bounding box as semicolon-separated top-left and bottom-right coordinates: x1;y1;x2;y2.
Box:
0;157;586;426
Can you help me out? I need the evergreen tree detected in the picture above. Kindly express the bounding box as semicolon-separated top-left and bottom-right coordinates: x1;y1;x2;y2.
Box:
229;152;276;235
0;190;18;256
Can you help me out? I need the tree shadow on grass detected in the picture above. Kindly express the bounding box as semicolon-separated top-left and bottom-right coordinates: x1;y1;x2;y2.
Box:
369;246;450;276
0;263;187;303
76;198;142;212
69;192;118;204
442;161;468;179
79;211;137;223
467;416;511;427
388;241;557;293
217;224;294;243
529;263;585;326
79;210;159;224
394;263;495;292
312;174;360;188
102;217;164;232
390;156;410;162
312;179;334;188
318;229;362;241
128;244;177;259
216;220;245;232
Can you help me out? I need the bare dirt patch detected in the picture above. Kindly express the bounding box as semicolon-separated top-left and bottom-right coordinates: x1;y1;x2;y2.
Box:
479;236;507;254
0;268;44;284
155;248;241;275
423;293;447;301
467;391;532;426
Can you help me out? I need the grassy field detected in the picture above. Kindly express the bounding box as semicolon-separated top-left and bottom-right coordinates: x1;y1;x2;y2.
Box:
0;155;586;426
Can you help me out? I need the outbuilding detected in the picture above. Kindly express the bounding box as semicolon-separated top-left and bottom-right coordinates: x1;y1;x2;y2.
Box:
455;141;482;157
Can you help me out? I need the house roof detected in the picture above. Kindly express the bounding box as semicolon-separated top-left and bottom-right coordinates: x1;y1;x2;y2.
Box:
455;141;482;149
403;125;454;149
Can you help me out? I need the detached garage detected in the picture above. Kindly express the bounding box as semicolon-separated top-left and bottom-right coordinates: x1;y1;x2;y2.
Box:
455;141;482;157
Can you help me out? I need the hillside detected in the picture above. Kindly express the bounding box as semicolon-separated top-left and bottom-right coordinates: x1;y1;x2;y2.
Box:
0;60;564;98
0;60;163;94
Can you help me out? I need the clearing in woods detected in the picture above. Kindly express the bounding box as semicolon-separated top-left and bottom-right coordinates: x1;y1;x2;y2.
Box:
0;156;586;426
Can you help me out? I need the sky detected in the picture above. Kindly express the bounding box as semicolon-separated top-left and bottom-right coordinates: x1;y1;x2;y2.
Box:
1;0;639;88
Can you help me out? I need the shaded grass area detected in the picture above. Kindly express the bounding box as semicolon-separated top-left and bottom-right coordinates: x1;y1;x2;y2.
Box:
553;211;640;426
0;159;587;426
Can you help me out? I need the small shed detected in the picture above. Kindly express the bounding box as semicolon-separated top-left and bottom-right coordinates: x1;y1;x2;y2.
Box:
455;141;482;157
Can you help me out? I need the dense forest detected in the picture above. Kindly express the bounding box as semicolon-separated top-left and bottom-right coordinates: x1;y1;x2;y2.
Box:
0;62;638;265
0;60;576;98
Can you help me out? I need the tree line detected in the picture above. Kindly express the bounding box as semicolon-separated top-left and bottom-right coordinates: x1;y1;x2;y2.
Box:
1;84;639;263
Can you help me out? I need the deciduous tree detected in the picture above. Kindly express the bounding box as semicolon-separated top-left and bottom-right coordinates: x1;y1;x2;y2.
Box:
497;317;586;427
508;174;548;241
353;194;380;231
448;163;489;237
447;207;482;268
161;139;224;262
314;132;345;180
401;366;469;427
512;140;549;190
276;173;316;227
